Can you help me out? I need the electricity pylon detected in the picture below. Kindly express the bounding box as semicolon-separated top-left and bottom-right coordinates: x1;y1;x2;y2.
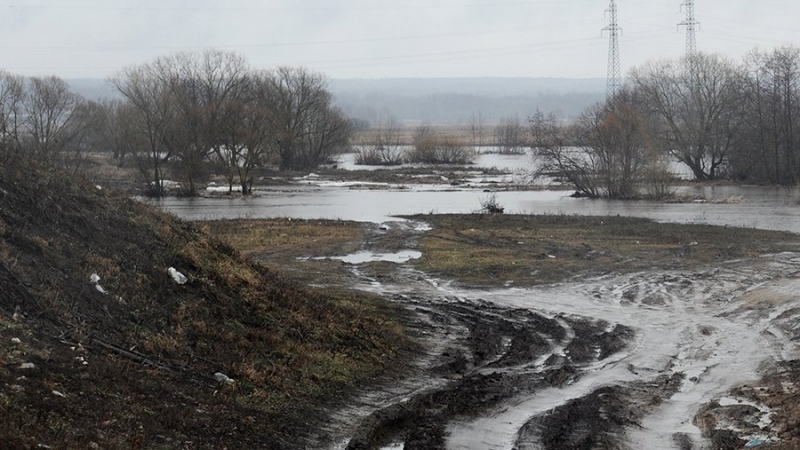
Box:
603;0;621;100
678;0;699;59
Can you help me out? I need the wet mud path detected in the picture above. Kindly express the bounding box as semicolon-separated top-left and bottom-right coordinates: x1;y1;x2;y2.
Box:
304;223;800;450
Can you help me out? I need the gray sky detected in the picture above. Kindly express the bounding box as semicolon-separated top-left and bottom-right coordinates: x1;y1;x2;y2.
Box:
1;0;798;80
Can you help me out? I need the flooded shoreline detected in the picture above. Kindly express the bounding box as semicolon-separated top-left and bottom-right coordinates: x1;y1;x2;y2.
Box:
203;215;800;449
149;151;800;233
152;183;800;233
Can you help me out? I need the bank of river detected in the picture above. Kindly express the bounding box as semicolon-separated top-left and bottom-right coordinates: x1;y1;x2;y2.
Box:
153;183;800;233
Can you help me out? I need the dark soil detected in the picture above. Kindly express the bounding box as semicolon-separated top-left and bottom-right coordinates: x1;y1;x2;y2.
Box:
340;294;635;450
514;373;683;450
206;215;800;449
0;157;413;449
696;360;800;449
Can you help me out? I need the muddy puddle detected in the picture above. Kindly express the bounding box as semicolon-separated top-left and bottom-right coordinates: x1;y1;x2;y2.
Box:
305;220;800;450
304;250;422;264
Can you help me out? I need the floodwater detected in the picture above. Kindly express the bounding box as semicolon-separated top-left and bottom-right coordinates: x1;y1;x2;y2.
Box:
308;250;422;265
321;248;800;450
152;184;800;233
444;264;800;449
151;152;800;232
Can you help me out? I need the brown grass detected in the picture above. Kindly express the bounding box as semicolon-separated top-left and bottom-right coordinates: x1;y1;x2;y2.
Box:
407;214;800;287
0;158;413;449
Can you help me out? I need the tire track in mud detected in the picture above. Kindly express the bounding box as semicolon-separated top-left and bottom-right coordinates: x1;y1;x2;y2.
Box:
321;225;800;450
332;294;636;450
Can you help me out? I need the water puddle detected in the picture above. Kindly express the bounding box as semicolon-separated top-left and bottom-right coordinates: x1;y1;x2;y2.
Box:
308;250;422;265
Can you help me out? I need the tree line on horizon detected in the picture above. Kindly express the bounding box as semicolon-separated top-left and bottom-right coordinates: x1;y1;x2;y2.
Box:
1;46;799;198
510;46;800;198
0;50;352;196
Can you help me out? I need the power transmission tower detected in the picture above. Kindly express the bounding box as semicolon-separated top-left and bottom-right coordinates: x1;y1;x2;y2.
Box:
603;0;621;100
678;0;699;59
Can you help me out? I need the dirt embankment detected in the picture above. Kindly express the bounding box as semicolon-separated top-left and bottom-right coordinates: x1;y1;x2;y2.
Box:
0;158;413;449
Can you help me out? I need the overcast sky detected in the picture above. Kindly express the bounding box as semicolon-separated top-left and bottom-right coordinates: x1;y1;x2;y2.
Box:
0;0;798;80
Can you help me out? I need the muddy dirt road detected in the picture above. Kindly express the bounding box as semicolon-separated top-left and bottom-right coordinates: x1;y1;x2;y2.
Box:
308;224;800;450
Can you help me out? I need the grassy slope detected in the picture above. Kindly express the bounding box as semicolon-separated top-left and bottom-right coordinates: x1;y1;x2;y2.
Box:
0;159;409;449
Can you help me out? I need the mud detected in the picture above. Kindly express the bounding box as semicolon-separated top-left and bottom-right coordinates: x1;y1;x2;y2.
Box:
337;294;628;450
301;219;800;450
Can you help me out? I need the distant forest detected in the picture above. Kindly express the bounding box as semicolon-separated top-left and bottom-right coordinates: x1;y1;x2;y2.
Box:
330;78;606;126
68;77;606;127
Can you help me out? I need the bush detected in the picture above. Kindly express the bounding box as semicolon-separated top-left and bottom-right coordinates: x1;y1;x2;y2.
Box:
408;125;474;165
353;121;406;166
479;192;505;214
353;145;405;166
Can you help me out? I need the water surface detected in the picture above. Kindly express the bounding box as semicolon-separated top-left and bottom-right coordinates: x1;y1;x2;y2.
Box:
152;184;800;233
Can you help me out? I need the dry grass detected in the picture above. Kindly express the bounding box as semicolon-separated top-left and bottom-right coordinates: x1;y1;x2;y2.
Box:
407;214;800;287
202;218;367;286
204;214;800;290
202;218;363;258
0;159;413;449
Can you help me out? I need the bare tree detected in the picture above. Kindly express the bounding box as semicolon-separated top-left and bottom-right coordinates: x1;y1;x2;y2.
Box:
0;71;25;155
531;91;665;199
733;47;800;184
495;115;526;155
111;51;253;195
110;54;352;192
212;72;273;195
101;100;144;163
465;112;486;150
409;123;474;164
577;94;653;198
265;67;352;170
530;111;601;198
152;51;251;195
186;51;251;194
22;76;92;166
110;64;175;196
355;117;405;165
631;53;744;180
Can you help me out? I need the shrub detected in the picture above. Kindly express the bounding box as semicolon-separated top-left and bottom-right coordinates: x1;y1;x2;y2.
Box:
408;125;474;165
479;192;505;214
353;120;406;166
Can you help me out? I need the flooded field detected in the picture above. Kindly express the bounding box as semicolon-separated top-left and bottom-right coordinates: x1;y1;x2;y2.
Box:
173;155;800;449
154;183;800;233
148;151;800;233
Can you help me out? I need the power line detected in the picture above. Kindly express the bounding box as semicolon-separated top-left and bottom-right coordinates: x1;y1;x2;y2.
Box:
0;21;602;52
302;38;600;68
3;1;598;12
